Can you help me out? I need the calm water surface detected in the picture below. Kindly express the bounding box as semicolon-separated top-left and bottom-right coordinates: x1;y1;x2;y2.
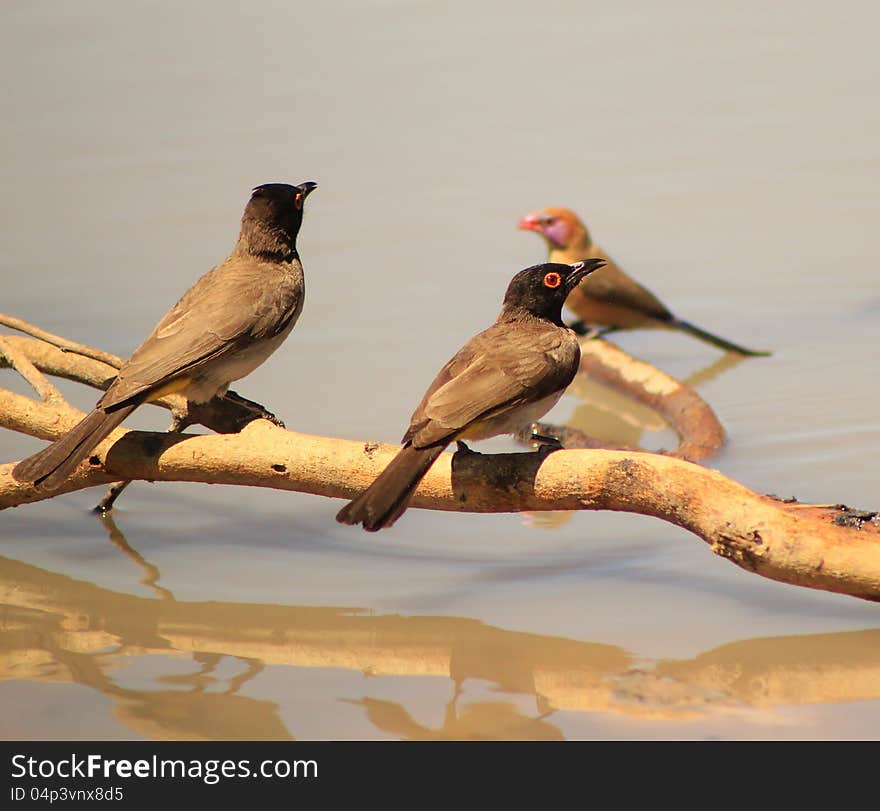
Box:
1;1;879;740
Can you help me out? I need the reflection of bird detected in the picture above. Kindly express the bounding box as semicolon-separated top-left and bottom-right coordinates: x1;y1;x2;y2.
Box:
14;181;317;489
336;259;605;531
519;207;769;356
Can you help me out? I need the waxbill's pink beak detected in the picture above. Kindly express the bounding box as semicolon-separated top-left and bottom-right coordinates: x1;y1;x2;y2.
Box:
518;212;542;231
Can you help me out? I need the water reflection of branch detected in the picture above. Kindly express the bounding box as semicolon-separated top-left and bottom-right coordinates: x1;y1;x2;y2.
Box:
2;555;880;740
682;351;746;390
99;512;176;601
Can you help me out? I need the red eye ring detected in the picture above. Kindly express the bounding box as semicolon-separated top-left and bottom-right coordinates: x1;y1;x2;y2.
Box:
294;192;303;210
543;272;562;289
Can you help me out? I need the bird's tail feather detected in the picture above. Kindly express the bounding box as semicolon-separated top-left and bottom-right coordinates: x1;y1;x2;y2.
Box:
671;318;771;357
336;444;445;531
12;403;139;490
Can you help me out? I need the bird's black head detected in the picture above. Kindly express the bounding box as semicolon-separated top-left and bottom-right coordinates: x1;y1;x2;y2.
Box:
501;259;605;325
237;181;317;261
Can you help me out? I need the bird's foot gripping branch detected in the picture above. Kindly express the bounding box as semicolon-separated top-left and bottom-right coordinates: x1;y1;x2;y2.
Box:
2;317;880;602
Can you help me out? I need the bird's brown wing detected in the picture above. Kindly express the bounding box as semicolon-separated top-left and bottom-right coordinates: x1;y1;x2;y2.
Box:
99;258;301;409
403;322;579;448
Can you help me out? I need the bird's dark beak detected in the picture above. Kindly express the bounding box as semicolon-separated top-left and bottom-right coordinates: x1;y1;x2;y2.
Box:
518;212;542;231
297;181;318;198
566;258;605;289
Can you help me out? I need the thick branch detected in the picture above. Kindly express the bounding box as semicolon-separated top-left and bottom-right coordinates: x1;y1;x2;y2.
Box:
2;325;878;603
529;338;726;461
2;393;879;601
578;339;726;461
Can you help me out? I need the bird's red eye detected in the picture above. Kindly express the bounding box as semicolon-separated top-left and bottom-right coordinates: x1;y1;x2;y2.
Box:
294;192;303;210
543;272;562;289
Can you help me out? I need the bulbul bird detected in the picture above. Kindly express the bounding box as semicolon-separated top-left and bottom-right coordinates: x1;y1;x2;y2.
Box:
13;180;317;490
336;258;605;532
518;206;769;356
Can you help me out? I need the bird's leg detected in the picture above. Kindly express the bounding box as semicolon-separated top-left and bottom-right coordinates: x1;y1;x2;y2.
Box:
223;389;285;428
93;408;193;514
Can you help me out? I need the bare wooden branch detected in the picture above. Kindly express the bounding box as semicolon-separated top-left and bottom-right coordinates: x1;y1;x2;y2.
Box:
0;336;63;403
530;339;726;461
0;335;273;435
2;390;879;601
0;313;122;368
579;339;726;461
2;325;878;603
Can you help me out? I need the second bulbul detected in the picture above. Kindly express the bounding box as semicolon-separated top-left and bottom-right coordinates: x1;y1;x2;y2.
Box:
336;258;605;532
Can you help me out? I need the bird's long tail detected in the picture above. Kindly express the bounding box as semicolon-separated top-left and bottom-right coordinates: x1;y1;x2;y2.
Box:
670;318;771;357
336;443;445;532
12;403;139;490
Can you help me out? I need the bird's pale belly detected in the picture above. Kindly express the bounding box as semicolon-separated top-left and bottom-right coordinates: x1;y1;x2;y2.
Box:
182;319;298;403
458;391;566;441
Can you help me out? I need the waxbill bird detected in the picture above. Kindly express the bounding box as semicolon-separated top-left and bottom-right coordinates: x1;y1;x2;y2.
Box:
336;259;605;532
519;207;769;356
13;181;317;490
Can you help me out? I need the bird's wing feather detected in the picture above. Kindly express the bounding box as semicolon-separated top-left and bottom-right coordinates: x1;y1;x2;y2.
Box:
404;323;578;448
99;259;301;408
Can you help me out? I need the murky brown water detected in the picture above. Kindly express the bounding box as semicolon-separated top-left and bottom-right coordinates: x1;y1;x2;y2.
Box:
2;1;879;740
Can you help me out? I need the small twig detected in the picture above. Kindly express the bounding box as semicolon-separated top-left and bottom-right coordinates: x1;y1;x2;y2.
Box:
0;313;122;369
0;336;64;403
94;480;133;514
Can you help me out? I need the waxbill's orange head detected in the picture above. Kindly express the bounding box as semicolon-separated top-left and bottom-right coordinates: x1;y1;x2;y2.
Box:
518;207;591;251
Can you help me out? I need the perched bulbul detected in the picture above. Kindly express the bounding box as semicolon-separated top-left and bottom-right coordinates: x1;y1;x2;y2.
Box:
519;207;769;356
13;181;317;490
336;259;605;532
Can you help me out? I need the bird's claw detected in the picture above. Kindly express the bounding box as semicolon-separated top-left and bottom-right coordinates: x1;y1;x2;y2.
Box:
261;411;286;429
224;390;285;427
531;433;564;454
